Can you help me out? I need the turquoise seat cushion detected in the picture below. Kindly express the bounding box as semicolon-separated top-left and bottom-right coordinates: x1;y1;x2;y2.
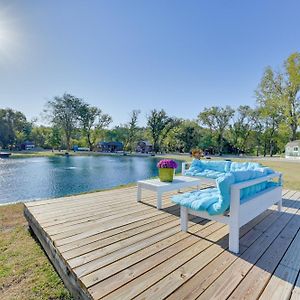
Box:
172;188;220;211
172;173;235;215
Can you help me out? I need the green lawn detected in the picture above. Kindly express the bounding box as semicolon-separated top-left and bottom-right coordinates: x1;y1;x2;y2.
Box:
0;204;72;300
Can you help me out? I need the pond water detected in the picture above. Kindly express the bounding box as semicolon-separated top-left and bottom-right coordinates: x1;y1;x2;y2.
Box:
0;155;182;204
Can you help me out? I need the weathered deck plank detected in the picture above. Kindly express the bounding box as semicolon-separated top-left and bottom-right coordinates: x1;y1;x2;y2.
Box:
24;187;300;300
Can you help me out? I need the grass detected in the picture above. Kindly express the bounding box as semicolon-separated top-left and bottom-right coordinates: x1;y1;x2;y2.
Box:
160;154;300;191
0;204;72;300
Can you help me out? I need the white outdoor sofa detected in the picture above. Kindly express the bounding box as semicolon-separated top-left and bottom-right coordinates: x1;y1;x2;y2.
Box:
173;170;282;253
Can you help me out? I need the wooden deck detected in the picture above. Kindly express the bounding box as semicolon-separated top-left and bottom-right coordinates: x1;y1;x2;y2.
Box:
23;186;300;300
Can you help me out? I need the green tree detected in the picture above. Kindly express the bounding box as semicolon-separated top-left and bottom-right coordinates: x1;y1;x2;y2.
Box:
147;109;176;153
29;126;52;148
256;68;285;156
198;106;234;155
78;103;112;150
124;110;141;152
284;53;300;141
104;126;128;144
229;105;255;154
176;120;201;153
46;93;83;151
47;127;62;151
256;53;300;141
0;108;29;149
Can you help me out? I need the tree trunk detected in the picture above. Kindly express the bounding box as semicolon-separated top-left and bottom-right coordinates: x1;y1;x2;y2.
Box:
87;132;93;151
270;140;274;157
66;133;71;152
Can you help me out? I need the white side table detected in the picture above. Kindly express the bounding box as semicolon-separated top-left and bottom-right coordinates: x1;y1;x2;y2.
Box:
137;176;201;209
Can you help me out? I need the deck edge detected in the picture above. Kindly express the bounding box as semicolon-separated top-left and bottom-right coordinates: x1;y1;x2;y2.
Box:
24;205;93;300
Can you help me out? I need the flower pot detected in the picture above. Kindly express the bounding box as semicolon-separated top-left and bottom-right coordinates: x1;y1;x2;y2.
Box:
158;168;174;182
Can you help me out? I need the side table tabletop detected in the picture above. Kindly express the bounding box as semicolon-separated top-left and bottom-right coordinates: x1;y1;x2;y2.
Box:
137;175;201;209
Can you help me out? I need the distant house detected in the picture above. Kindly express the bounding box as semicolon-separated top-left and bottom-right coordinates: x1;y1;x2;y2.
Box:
98;141;124;152
136;140;153;153
21;141;35;150
285;140;300;158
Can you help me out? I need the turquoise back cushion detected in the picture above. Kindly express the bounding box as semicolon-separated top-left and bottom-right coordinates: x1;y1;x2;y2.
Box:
198;160;231;172
207;168;276;215
230;162;261;172
232;168;274;200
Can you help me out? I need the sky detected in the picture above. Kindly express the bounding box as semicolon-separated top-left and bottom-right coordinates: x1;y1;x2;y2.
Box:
0;0;300;127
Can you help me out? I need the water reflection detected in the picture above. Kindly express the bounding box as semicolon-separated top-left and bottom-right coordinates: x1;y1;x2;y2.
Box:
0;156;182;204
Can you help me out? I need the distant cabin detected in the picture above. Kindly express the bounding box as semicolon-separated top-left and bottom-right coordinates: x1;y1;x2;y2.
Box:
98;141;124;152
285;140;300;158
21;141;35;150
136;141;153;153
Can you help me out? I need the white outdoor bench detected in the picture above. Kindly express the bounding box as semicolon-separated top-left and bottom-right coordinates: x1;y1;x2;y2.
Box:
179;172;282;253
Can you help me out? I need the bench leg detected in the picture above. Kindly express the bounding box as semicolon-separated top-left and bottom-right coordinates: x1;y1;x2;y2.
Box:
180;206;188;232
229;223;240;254
277;198;282;212
137;185;142;202
157;192;162;210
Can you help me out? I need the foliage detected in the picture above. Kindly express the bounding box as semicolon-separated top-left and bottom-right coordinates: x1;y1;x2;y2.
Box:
78;103;112;150
228;105;255;154
45;93;84;151
0;108;30;149
124;110;141;152
198;106;234;155
284;53;300;141
147;109;178;153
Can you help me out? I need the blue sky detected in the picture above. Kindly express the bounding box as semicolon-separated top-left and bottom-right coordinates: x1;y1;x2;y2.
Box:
0;0;299;126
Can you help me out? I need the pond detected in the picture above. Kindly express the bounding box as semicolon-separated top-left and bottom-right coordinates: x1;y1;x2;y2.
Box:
0;155;182;204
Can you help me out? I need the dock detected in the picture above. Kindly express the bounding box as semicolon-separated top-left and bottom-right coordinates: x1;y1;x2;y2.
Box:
24;186;300;299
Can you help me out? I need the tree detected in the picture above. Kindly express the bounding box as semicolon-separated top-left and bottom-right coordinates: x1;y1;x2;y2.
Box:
104;126;128;143
198;106;234;155
47;127;62;151
78;103;112;150
46;93;83;151
256;68;285;156
125;110;141;152
256;53;300;141
176;120;201;153
284;53;300;141
229;105;255;154
0;108;29;149
147;109;175;153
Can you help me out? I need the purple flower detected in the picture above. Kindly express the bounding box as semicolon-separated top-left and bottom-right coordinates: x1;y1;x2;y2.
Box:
157;159;178;169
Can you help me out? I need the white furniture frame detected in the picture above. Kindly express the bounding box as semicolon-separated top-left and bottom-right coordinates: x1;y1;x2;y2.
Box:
180;172;282;253
137;176;201;209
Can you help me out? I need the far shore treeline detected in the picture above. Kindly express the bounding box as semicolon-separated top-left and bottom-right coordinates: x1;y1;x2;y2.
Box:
1;53;300;156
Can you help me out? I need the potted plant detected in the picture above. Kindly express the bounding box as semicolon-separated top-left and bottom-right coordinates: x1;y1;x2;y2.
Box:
157;159;178;182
